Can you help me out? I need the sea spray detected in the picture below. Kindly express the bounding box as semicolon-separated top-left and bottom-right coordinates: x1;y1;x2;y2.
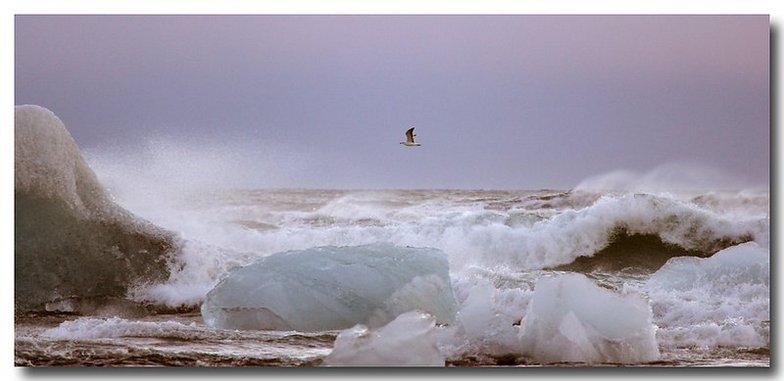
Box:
111;187;769;309
36;133;769;365
574;162;761;194
15;185;771;365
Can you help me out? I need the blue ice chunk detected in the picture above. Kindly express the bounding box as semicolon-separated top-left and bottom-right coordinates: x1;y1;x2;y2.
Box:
201;243;457;331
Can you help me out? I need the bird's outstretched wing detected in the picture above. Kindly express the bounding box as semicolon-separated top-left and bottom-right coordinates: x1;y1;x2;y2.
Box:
405;127;416;143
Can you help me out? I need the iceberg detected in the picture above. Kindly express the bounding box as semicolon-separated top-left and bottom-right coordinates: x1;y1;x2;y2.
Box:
518;273;659;364
323;311;444;366
201;243;457;331
15;105;178;311
645;242;769;348
647;241;768;293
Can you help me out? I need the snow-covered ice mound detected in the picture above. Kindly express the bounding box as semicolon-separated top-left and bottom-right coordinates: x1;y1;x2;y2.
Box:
15;105;178;312
323;311;444;366
518;273;660;364
645;242;769;348
201;243;457;331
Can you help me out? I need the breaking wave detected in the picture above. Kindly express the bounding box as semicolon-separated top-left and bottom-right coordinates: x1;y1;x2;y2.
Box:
15;105;769;364
114;188;769;310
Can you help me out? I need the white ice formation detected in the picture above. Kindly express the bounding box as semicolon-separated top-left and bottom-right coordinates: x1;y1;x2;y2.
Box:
15;105;177;311
645;242;769;348
518;273;660;364
323;311;444;366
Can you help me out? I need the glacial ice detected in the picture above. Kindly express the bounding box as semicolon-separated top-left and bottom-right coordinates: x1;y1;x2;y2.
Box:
15;105;177;311
441;281;523;358
647;241;768;293
518;273;660;364
323;311;444;366
645;242;769;348
200;243;457;331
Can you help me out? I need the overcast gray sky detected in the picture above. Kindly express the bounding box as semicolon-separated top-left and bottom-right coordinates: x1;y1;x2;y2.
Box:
14;15;769;190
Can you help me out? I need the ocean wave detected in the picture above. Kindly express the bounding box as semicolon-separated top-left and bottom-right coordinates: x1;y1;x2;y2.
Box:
444;192;766;271
43;317;202;341
20;106;767;316
550;233;713;273
115;188;769;309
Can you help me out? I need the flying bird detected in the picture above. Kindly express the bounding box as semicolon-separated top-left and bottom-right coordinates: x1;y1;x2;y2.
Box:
400;127;421;147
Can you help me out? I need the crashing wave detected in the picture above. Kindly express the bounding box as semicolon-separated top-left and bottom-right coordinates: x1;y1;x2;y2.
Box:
120;187;769;309
15;105;179;312
43;316;201;340
481;193;766;270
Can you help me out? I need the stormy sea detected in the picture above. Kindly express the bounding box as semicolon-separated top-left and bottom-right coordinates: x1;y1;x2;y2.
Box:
14;105;770;367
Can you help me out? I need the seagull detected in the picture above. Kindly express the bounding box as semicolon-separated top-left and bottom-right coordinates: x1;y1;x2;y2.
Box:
400;127;421;147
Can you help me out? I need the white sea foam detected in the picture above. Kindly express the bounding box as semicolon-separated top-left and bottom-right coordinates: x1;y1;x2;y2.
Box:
450;193;767;270
118;187;767;310
15;103;770;365
43;317;200;340
72;131;769;356
129;240;252;308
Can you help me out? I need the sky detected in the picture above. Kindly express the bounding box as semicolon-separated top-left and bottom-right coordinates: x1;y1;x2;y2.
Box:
14;14;770;190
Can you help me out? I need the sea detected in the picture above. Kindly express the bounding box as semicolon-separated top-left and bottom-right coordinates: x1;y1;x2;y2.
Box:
15;186;770;367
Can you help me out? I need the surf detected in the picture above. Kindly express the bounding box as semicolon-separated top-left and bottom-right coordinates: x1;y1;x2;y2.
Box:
14;105;770;366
